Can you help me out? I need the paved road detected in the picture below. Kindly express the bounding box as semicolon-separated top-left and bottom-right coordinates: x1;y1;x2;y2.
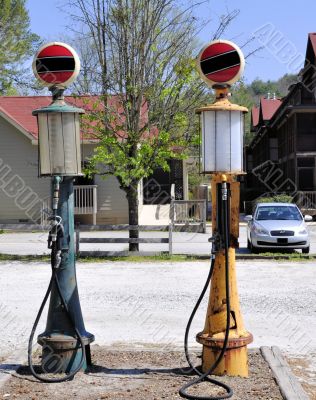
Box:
0;223;316;255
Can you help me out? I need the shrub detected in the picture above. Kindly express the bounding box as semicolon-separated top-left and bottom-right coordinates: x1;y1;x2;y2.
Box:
252;194;293;213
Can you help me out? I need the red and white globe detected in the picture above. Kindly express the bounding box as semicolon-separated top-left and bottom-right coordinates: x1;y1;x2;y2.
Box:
197;40;245;87
32;42;80;88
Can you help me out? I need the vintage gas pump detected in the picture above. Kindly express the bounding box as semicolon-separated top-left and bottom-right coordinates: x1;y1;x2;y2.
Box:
180;40;253;399
28;42;94;382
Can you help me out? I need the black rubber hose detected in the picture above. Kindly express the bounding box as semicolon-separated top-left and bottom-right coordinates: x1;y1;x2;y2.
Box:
179;187;233;400
28;243;86;383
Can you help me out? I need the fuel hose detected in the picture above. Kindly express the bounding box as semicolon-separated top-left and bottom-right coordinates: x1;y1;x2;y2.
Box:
179;182;233;400
28;222;86;383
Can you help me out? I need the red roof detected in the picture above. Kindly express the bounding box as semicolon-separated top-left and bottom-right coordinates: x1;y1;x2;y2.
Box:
305;33;316;67
260;97;282;121
251;106;259;128
0;95;154;141
309;33;316;55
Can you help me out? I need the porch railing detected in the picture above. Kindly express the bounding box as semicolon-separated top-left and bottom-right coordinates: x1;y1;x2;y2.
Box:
295;191;316;214
74;185;98;224
170;200;207;233
41;185;98;225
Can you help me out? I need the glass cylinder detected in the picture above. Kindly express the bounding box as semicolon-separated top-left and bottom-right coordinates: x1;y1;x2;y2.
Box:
200;110;244;174
35;110;82;176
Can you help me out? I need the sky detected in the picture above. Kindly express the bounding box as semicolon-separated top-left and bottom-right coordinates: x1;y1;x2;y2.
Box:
26;0;316;84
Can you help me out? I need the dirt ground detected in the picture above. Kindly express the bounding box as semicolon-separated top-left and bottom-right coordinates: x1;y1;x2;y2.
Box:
0;346;283;400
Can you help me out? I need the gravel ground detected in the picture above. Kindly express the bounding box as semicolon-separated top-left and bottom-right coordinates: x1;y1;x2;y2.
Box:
0;347;282;400
0;260;315;395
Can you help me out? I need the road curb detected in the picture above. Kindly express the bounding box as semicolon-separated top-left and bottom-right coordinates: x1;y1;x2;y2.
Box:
260;346;309;400
0;348;27;390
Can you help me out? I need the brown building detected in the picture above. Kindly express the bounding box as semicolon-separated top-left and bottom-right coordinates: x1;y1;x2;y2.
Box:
245;33;316;214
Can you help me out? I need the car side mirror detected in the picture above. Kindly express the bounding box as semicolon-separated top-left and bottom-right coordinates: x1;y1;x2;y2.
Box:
245;215;253;222
304;215;313;222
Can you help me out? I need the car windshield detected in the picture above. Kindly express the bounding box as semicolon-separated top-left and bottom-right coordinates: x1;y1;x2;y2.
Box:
255;205;302;221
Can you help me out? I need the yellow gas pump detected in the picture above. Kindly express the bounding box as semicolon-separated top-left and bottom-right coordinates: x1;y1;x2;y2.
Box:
179;40;253;399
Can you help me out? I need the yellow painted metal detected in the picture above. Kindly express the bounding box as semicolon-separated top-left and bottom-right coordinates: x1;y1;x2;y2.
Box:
196;173;253;377
196;88;248;114
202;345;249;377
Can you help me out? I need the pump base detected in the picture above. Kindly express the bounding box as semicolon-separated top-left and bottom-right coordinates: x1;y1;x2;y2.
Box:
196;331;253;377
38;332;95;374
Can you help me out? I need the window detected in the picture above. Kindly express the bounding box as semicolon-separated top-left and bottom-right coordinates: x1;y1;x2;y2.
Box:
297;157;315;167
297;114;316;151
143;159;183;205
298;169;315;191
269;138;278;161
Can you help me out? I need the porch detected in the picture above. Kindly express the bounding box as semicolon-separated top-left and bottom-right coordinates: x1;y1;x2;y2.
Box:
296;191;316;216
41;185;98;225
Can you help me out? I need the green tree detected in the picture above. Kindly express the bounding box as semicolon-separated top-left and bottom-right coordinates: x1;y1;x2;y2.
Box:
231;73;298;144
231;79;256;144
0;0;40;94
249;74;297;102
67;0;240;250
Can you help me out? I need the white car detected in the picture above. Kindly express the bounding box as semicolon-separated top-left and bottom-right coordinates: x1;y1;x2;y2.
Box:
246;203;312;254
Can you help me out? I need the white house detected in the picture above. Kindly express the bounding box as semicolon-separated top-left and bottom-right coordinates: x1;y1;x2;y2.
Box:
0;96;189;225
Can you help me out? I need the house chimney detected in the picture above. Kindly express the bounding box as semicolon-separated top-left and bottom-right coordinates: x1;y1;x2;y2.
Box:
273;92;276;100
267;92;270;100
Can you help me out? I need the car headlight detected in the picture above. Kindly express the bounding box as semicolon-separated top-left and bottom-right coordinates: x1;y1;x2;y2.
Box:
298;228;307;234
253;225;269;236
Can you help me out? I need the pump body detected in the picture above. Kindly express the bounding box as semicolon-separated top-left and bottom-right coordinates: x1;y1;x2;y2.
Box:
196;174;252;377
38;177;94;373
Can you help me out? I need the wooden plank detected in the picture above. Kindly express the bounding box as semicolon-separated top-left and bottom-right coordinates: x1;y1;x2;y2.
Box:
77;224;169;231
80;238;169;244
0;348;30;388
0;224;49;231
73;223;206;233
261;346;309;400
79;251;129;257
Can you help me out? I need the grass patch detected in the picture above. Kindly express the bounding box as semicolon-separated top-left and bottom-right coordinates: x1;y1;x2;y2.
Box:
238;251;316;261
0;253;50;262
0;252;314;263
77;254;203;263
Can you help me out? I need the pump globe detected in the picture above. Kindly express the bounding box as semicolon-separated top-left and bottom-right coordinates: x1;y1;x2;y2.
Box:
197;99;248;174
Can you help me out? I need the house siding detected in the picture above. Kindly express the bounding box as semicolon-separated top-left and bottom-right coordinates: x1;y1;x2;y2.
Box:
0;119;129;224
94;175;128;224
0;117;49;223
80;144;128;224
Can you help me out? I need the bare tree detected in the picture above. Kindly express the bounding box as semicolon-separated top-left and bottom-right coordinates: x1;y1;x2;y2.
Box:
65;0;243;250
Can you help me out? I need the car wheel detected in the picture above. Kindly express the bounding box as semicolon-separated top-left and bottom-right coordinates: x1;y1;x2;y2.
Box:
302;247;310;254
247;239;251;250
249;236;258;254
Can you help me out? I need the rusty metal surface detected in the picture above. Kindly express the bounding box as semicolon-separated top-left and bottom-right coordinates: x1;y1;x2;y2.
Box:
196;331;253;350
38;333;94;350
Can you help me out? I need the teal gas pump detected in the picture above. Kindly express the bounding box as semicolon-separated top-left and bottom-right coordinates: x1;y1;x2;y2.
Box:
28;42;94;382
